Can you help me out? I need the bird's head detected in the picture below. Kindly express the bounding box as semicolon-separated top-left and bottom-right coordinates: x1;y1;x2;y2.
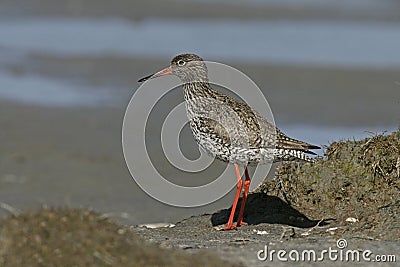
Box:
138;53;208;84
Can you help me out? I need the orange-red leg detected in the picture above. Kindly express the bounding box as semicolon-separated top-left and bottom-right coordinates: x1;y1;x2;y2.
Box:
236;167;251;227
224;163;243;230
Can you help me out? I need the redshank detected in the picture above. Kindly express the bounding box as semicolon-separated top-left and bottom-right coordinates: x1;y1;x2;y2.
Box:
138;54;320;230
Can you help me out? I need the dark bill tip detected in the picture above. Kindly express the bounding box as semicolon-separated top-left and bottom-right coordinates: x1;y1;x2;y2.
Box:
137;67;173;83
138;73;154;83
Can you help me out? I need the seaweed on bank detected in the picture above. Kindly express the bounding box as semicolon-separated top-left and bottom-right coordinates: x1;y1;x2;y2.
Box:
257;128;400;240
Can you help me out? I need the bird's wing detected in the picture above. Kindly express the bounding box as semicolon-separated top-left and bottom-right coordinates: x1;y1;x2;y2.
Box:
196;90;320;153
275;128;320;154
212;92;276;148
223;93;320;153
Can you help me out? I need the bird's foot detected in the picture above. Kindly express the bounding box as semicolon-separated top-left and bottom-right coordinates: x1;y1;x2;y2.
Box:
236;221;247;227
223;224;238;231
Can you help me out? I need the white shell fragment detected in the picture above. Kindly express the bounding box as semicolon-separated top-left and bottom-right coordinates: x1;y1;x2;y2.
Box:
255;230;268;235
345;217;359;223
139;223;176;229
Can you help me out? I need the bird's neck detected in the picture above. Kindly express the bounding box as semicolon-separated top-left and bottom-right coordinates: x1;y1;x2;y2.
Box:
183;81;217;100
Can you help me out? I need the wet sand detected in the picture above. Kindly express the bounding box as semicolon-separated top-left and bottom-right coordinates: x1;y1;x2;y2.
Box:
0;99;250;224
1;58;399;222
8;53;400;126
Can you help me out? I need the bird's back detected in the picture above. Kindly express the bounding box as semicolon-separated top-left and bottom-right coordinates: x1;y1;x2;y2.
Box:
183;83;319;164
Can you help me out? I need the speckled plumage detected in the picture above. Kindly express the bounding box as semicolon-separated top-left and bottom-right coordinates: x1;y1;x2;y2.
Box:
140;53;320;165
138;53;321;230
175;54;320;165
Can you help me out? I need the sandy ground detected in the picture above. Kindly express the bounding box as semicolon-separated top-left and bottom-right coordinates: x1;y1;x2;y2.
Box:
0;100;233;224
135;213;399;266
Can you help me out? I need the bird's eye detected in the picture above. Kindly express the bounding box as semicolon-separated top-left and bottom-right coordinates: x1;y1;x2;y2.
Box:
177;60;186;66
